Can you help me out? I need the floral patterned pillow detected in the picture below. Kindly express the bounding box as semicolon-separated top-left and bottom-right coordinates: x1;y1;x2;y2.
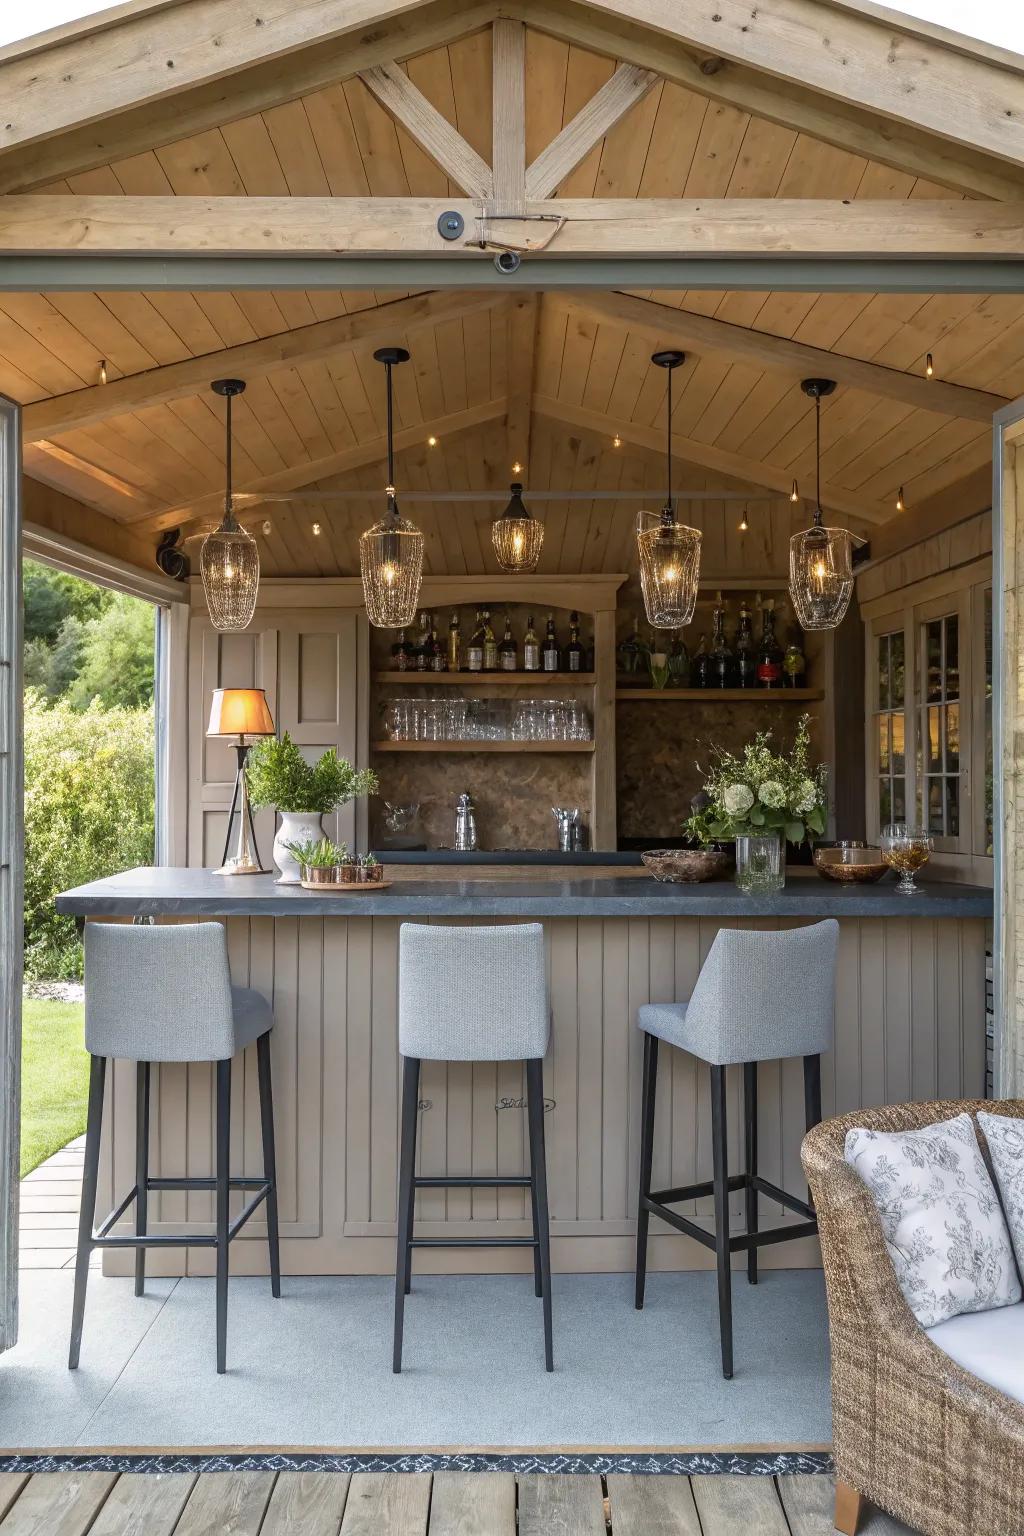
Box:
977;1111;1024;1276
845;1112;1021;1329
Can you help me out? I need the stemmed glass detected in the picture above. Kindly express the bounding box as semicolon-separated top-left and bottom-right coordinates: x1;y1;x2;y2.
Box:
880;822;933;894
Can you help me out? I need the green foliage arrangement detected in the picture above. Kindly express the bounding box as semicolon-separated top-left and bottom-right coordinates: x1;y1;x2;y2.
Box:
24;691;155;979
246;732;378;815
685;714;828;848
23;562;154;710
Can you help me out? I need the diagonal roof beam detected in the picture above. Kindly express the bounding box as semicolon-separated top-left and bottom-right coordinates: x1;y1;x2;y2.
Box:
21;291;503;444
525;63;659;200
579;291;1009;424
532;393;891;524
139;397;509;537
359;63;494;199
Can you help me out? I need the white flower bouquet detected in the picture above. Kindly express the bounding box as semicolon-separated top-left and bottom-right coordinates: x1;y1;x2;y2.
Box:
685;714;828;847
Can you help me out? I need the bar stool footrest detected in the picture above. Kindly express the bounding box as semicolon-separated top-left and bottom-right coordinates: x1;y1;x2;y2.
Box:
412;1175;531;1189
408;1237;539;1249
89;1179;273;1248
642;1170;818;1254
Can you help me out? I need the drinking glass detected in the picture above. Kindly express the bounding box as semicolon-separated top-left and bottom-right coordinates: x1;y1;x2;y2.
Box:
734;833;784;894
880;822;933;894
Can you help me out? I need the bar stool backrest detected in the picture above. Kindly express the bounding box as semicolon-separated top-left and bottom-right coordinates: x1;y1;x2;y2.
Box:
84;922;236;1062
687;919;839;1064
399;922;550;1062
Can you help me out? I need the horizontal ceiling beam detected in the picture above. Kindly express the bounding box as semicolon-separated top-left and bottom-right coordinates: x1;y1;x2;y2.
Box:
532;393;890;524
21;289;502;443
139;396;509;536
3;197;1023;258
579;291;1008;423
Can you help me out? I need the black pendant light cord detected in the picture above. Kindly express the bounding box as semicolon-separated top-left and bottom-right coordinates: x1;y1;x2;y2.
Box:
225;389;234;519
814;388;823;528
662;363;674;525
385;360;397;518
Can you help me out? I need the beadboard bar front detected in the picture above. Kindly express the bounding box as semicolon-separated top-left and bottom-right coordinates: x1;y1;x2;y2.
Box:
56;877;989;1279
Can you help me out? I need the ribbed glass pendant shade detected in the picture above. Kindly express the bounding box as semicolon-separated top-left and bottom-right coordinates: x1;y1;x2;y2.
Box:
201;379;260;632
636;350;701;629
492;482;544;572
789;522;855;630
360;346;424;628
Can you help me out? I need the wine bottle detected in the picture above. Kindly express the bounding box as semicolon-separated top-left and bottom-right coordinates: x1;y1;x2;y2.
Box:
414;610;431;671
542;614;559;672
447;611;462;672
523;615;540;672
668;629;689;686
735;599;755;689
757;599;784;689
466;610;485;673
499;613;518;671
780;601;807;688
710;591;733;688
567;611;583;673
430;619;446;672
691;633;710;688
482;608;499;672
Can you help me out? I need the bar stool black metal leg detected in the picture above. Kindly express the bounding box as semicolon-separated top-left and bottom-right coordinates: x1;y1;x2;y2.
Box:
710;1064;733;1380
256;1031;281;1299
635;1031;659;1310
393;1055;420;1373
744;1061;758;1287
134;1061;150;1297
526;1058;553;1373
215;1058;231;1375
529;1156;543;1298
803;1052;823;1208
69;1055;105;1370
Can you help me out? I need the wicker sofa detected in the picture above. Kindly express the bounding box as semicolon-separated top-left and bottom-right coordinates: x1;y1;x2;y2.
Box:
802;1099;1024;1536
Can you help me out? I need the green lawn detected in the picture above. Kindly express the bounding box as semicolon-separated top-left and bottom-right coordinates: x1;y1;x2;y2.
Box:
20;998;89;1177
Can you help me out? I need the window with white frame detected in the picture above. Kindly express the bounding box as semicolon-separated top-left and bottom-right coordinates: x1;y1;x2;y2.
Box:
874;628;907;828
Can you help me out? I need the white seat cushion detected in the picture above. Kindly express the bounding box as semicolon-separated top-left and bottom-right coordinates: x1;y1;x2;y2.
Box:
926;1303;1024;1404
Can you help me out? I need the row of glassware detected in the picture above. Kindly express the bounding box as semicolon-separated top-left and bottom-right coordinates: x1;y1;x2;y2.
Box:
381;696;593;743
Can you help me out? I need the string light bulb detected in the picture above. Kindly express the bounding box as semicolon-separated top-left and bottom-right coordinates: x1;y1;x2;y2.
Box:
613;434;622;449
512;460;523;475
262;520;272;536
427;435;438;447
790;479;800;503
98;359;108;385
312;521;321;537
926;353;934;378
739;511;749;532
896;486;906;513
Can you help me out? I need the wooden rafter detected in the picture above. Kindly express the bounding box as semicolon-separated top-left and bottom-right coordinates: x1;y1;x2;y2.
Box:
21;291;503;444
491;18;527;215
3;196;1022;256
532;394;891;524
138;397;510;536
579;291;1009;424
359;63;494;199
525;63;659;200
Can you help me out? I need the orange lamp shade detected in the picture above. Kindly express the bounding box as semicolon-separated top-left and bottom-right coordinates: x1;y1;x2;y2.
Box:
207;687;275;739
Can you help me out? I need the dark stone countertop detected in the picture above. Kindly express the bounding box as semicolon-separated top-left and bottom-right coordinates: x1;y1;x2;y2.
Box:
56;866;994;920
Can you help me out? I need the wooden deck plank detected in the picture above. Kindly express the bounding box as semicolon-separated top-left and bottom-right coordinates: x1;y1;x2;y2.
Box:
691;1475;791;1535
606;1473;703;1535
427;1474;516;1535
0;1473;117;1535
89;1473;197;1536
339;1474;431;1535
0;1479;29;1523
777;1474;835;1535
259;1472;351;1535
172;1472;276;1536
518;1475;606;1536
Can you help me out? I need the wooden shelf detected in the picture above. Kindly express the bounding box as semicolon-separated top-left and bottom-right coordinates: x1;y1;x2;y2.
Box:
615;687;825;702
374;671;596;686
371;740;595;754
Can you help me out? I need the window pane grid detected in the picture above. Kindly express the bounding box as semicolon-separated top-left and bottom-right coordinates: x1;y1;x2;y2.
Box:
918;612;960;840
875;631;906;833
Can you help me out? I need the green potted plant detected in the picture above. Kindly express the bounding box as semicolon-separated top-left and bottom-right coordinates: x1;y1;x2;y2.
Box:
281;836;347;885
246;732;377;884
357;852;384;884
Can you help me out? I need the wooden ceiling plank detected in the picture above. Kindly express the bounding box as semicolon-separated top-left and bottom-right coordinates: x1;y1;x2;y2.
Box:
579;290;1008;423
360;61;494;199
22;290;501;443
525;62;659;201
507;293;539;476
492;19;527;215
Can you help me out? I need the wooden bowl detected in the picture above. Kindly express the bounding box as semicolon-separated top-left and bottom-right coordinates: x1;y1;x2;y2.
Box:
813;845;889;883
641;848;730;884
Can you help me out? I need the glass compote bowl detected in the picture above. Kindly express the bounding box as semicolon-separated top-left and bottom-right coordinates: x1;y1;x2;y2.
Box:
880;822;933;894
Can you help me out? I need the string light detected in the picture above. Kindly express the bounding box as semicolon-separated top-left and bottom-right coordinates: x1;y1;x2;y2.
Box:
790;479;800;503
98;359;107;385
427;435;438;447
262;520;272;536
926;353;934;378
613;434;622;449
312;521;321;536
739;510;749;532
512;460;523;475
896;486;906;513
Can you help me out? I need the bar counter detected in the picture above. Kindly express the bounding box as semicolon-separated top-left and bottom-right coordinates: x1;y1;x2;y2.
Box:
58;866;992;1281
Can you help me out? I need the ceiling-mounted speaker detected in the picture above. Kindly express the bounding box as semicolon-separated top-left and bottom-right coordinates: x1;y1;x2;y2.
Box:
155;529;189;581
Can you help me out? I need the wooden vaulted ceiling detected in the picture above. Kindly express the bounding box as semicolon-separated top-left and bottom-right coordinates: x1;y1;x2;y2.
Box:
6;12;1022;579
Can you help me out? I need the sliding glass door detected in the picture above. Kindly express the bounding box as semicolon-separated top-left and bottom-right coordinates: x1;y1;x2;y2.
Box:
0;394;21;1351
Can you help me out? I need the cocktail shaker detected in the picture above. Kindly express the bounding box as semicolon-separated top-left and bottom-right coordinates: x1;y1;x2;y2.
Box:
552;806;580;853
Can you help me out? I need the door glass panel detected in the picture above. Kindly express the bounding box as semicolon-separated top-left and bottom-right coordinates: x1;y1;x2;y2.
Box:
878;634;890;710
946;775;960;837
945;701;960;772
892;777;906;821
926;621;942;702
891;631;905;707
878;715;890;771
945;615;959;698
927;779;943;833
926;706;942;772
891;712;905;774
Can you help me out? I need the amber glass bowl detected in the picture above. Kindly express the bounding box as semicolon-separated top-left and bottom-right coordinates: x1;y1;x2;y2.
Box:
813;845;889;883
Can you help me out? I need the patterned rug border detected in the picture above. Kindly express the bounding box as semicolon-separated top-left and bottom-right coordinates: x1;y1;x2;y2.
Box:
0;1451;834;1476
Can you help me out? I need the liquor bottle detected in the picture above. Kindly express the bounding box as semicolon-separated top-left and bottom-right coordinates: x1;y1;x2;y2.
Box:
709;591;733;688
430;619;446;672
567;611;583;673
734;598;755;689
466;610;485;673
668;629;689;686
691;634;710;688
499;613;518;672
482;608;499;672
757;598;784;689
447;611;462;672
617;618;641;676
393;629;409;672
523;615;540;672
780;601;807;688
542;614;559;672
414;610;431;671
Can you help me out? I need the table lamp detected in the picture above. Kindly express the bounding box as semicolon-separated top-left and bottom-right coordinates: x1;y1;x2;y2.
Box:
207;687;275;875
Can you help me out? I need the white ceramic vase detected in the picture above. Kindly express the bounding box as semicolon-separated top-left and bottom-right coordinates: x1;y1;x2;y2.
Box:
273;810;325;884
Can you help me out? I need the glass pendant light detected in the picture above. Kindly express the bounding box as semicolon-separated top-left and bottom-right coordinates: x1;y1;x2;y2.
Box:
492;481;544;572
636;350;702;629
788;378;855;632
360;347;424;629
201;379;260;632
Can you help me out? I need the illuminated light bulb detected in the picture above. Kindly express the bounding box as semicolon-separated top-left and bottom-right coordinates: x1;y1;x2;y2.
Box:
896;486;905;513
512;460;523;475
613;434;622;449
223;563;235;581
262;520;272;536
383;563;397;586
512;530;525;555
312;521;321;536
427;435;438;447
790;479;800;503
739;513;749;532
813;558;827;581
98;359;108;385
926;353;934;378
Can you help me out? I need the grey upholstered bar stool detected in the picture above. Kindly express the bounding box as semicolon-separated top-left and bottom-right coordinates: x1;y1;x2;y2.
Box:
634;919;838;1379
69;922;280;1375
394;922;553;1373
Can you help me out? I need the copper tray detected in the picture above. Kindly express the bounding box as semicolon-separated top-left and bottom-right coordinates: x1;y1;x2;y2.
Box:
299;879;393;892
813;847;888;883
641;849;730;884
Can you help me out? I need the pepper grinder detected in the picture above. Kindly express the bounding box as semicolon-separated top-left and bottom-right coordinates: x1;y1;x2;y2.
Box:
455;791;478;852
